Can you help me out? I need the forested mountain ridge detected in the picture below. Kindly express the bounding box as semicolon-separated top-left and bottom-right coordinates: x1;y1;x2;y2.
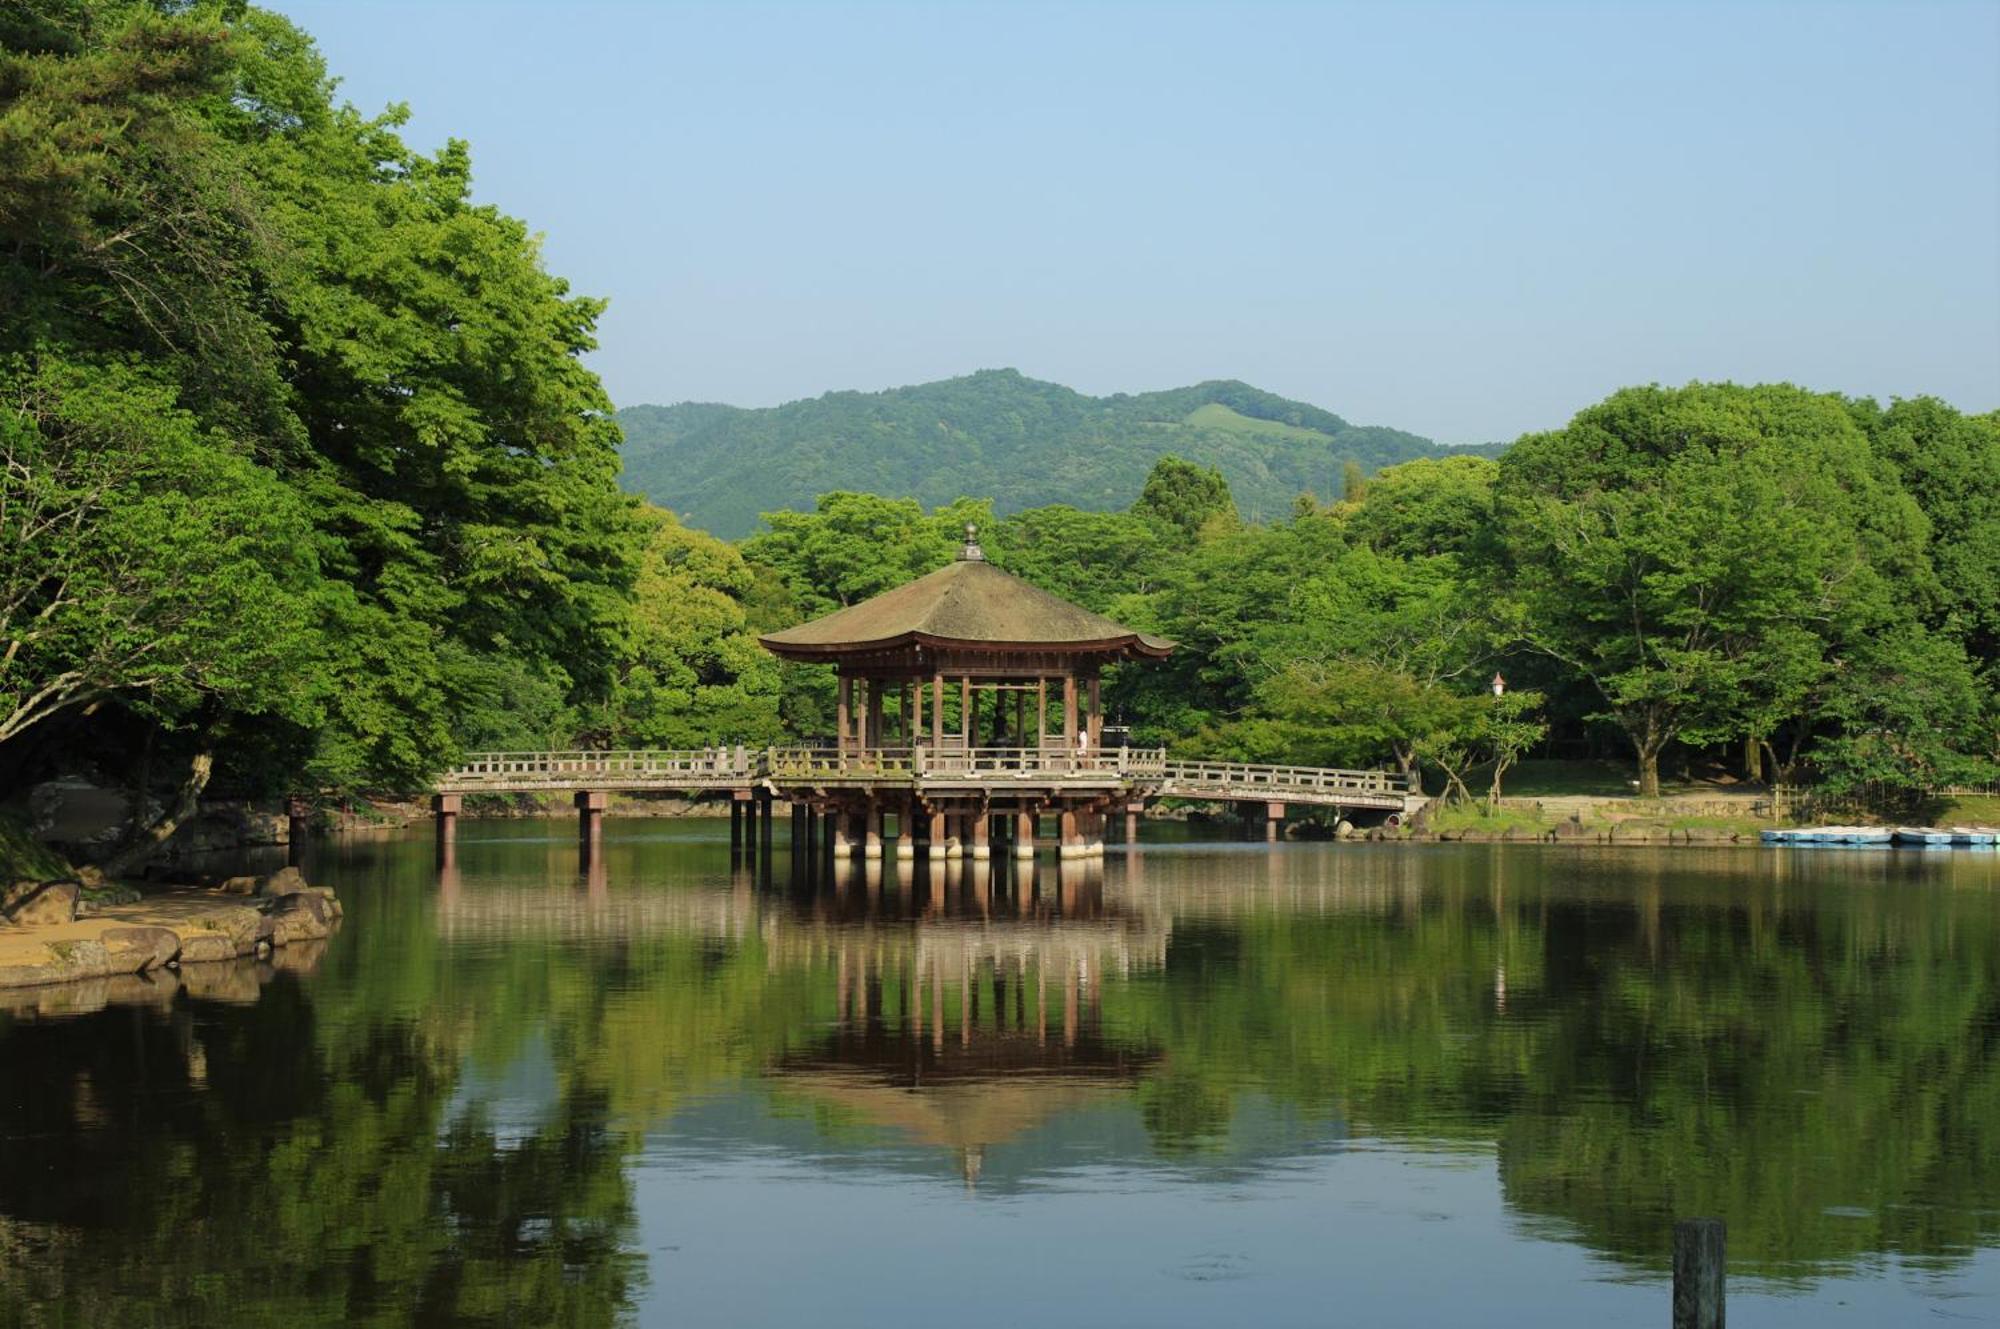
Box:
616;370;1504;536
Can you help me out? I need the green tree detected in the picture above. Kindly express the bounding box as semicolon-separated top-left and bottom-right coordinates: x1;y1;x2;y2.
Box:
1132;456;1237;540
0;3;642;820
1494;384;1929;797
590;508;783;748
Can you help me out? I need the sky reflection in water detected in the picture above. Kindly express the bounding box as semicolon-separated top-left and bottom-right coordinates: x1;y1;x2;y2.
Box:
2;823;1997;1326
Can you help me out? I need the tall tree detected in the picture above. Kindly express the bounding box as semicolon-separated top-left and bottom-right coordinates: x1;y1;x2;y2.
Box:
1493;384;1930;797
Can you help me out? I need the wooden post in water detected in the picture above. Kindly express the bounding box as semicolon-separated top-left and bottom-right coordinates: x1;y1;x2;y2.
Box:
1673;1218;1725;1329
575;790;606;866
1265;800;1285;843
432;793;460;867
1015;810;1037;860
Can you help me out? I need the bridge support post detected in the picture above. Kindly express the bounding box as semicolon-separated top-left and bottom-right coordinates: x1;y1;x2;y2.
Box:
895;797;916;860
928;811;946;858
576;790;607;864
757;791;774;860
731;790;753;858
969;811;990;861
1059;808;1084;859
1125;801;1144;844
433;793;461;864
831;809;854;857
791;802;807;858
864;805;884;859
1015;810;1037;860
1265;800;1285;843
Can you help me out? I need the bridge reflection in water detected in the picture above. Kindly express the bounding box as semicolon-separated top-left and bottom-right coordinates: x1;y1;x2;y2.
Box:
436;848;1175;1181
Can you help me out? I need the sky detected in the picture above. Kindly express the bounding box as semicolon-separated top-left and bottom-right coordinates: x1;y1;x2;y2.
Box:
281;0;1999;445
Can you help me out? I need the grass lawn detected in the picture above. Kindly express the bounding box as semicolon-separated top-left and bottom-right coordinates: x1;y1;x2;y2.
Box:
1500;758;1762;799
1423;803;1553;835
1182;402;1334;442
1940;794;2000;825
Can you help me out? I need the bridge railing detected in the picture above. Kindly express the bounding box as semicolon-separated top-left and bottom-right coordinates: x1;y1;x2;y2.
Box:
441;748;1405;798
452;749;754;783
1159;759;1410;797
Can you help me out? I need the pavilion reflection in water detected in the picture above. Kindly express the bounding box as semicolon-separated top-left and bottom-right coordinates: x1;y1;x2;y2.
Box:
435;852;1166;1182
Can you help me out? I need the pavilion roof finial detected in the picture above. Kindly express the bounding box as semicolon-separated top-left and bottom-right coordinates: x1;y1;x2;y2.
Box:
959;523;985;562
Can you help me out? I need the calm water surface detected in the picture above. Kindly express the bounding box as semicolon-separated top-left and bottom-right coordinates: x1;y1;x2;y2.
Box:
3;822;1998;1326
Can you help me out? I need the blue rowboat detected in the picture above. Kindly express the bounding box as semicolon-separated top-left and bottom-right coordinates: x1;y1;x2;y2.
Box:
1949;828;1997;846
1893;828;1953;846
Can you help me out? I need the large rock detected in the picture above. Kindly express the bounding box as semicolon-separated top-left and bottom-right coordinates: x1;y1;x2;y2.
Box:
176;931;238;964
216;875;261;897
267;891;332;944
5;881;80;927
255;866;311;899
99;925;181;973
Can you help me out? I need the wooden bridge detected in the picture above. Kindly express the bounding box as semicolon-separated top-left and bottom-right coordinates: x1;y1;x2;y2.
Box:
437;746;1417;811
431;746;1423;862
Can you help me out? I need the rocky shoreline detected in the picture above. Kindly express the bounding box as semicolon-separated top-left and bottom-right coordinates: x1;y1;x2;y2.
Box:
0;867;341;993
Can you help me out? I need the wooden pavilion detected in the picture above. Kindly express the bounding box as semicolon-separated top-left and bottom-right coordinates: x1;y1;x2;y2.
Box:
757;526;1173;859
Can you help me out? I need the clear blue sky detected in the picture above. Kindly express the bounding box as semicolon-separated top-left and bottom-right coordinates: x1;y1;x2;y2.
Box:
282;0;1997;444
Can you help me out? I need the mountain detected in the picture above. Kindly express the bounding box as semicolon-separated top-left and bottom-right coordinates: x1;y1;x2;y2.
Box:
615;370;1507;537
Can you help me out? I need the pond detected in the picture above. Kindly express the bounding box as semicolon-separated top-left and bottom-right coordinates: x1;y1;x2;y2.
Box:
2;821;1997;1326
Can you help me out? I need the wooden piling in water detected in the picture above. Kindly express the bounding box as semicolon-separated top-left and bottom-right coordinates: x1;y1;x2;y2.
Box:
1672;1218;1725;1329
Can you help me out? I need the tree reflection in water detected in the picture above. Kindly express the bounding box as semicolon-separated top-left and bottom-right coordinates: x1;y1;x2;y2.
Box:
0;830;1995;1322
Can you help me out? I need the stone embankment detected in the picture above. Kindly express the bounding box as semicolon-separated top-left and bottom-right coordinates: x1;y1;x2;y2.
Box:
0;867;341;991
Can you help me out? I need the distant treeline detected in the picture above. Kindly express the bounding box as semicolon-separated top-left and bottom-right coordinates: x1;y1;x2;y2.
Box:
2;4;1994;845
615;369;1504;538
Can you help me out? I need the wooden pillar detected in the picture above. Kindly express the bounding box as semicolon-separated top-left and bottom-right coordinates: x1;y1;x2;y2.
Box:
729;799;742;854
1013;690;1025;750
896;795;917;859
1037;677;1048;752
433;793;460;865
960;676;972;749
931;670;944;748
836;674;853;756
969;809;990;861
928;810;947;858
1062;675;1078;754
1015;810;1037;860
831;807;854;857
865;803;884;859
1125;800;1144;844
1087;675;1102;748
1266;800;1285;842
1059;807;1084;859
757;790;774;858
1673;1219;1726;1329
791;801;807;853
575;790;607;864
900;681;915;747
866;680;884;752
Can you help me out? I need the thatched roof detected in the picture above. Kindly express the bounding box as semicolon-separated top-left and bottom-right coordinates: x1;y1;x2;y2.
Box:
760;530;1174;661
